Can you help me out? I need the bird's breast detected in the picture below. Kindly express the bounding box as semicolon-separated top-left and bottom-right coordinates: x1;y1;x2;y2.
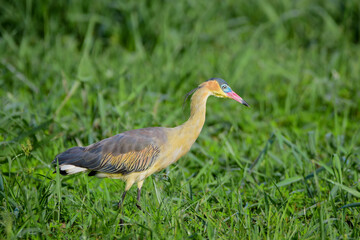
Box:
152;141;191;171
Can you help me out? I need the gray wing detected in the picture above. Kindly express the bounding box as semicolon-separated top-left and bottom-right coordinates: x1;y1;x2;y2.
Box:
53;127;167;175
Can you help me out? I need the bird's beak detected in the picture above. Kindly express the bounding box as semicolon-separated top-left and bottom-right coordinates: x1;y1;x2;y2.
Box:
226;91;250;107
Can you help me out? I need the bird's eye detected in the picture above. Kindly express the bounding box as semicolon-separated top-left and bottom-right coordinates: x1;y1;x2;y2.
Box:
221;84;231;93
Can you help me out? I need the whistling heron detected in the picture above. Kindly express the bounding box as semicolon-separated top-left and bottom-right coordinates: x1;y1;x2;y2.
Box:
53;78;249;209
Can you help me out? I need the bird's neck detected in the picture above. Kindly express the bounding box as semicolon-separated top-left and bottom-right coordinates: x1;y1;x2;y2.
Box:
174;87;211;146
188;87;210;127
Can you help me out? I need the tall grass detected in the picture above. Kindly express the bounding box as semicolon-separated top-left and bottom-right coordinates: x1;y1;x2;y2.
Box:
1;0;360;238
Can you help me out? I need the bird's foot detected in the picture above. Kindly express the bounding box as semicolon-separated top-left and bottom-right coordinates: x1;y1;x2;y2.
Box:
119;218;124;225
136;203;142;210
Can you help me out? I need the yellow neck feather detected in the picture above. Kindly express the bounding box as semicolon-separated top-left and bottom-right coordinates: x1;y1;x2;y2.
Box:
174;87;211;145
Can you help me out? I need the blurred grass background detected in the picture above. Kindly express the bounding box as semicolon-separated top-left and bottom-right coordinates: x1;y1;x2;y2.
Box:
1;0;360;239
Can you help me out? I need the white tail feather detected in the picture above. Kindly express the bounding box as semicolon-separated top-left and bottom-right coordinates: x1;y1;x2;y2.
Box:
60;164;88;174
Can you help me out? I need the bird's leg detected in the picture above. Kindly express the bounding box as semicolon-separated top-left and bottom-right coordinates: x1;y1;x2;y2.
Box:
136;188;142;210
136;180;144;210
118;179;135;209
118;191;127;227
118;191;127;209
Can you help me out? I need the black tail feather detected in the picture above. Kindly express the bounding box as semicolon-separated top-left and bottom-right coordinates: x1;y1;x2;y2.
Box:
52;146;86;165
53;169;69;175
88;171;97;176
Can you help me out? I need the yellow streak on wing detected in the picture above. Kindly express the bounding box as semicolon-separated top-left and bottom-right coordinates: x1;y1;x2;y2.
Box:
99;145;160;173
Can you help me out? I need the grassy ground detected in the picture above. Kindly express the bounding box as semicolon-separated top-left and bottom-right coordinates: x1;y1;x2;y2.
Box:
1;0;360;239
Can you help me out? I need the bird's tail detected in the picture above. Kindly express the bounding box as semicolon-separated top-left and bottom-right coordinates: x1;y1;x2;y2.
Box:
52;147;89;175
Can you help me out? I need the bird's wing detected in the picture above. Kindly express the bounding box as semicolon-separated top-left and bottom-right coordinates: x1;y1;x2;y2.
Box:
55;127;167;175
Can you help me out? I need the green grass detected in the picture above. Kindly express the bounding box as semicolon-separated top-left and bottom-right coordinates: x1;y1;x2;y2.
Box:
1;0;360;239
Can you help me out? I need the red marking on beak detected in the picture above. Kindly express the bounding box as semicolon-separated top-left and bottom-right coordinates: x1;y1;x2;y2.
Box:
227;91;250;107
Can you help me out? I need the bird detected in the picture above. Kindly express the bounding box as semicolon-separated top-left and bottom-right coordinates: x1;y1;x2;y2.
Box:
52;78;249;209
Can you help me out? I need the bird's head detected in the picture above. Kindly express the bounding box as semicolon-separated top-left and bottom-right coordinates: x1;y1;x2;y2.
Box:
201;78;249;107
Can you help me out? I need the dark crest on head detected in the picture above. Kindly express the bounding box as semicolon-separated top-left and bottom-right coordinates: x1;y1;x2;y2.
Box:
207;78;228;86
